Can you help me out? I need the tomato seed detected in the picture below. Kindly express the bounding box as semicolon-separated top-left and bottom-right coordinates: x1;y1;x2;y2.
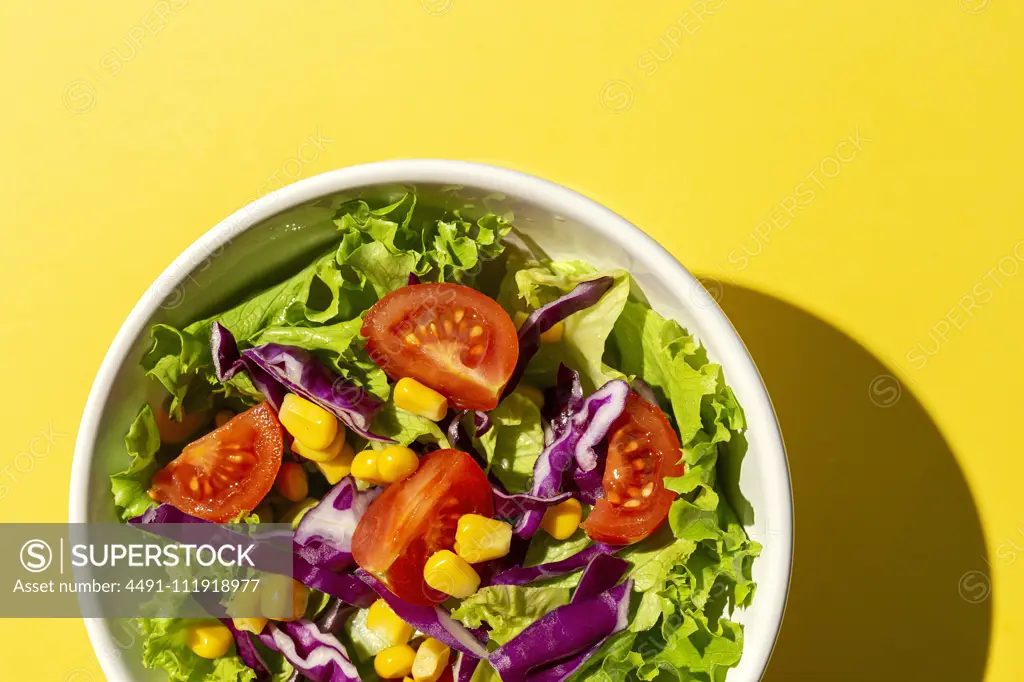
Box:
624;499;642;509
641;483;654;497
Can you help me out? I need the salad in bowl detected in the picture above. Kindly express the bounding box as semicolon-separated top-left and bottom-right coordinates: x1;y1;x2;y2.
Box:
88;177;774;682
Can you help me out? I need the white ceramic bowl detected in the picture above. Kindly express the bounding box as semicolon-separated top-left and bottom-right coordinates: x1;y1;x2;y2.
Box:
70;160;792;682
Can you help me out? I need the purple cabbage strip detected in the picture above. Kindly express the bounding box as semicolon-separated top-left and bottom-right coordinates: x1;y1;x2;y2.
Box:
487;542;620;587
295;477;380;572
453;652;482;682
492;486;573;520
407;272;421;286
242;343;385;440
209;321;287;412
222;619;271;682
130;504;375;608
315;597;355;635
571;439;608;505
572;554;630;603
357;570;490;658
502;277;615;399
473;410;493;436
515;379;630;538
545;365;585;433
488;580;633;682
258;619;360;682
293;557;377;608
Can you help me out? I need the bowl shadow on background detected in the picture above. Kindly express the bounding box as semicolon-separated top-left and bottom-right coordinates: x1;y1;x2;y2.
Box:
711;283;992;682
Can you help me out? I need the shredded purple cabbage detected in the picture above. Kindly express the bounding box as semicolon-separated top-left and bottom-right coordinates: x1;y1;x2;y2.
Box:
357;570;490;658
293;557;377;608
502;277;615;398
242;343;385;440
488;579;633;681
572;554;629;602
453;653;481;682
258;619;360;682
492;486;573;520
210;322;288;411
222;619;271;681
295;477;379;571
487;542;620;587
407;272;421;286
473;410;493;436
515;379;629;538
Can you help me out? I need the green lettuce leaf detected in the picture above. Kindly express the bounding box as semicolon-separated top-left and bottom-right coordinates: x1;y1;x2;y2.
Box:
499;260;630;392
370;400;451;447
138;618;261;682
110;406;161;521
475;392;545;493
451;585;570;645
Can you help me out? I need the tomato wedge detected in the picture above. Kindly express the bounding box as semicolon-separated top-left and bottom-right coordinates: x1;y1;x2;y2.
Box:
582;392;684;545
351;449;494;605
361;283;518;411
149;402;284;522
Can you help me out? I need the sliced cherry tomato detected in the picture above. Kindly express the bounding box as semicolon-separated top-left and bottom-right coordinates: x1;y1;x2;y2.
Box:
361;283;518;411
351;449;494;605
582;392;685;545
149;402;284;522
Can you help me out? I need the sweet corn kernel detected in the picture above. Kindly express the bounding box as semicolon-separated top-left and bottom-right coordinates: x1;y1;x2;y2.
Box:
215;409;235;428
394;378;448;421
231;617;268;635
316;442;356;484
540;321;564;344
454;514;513;563
275;461;309;502
292;427;347;463
377;446;420;484
281;497;320;527
515;385;545;409
403;678;414;682
540;498;583;540
261;576;309;621
279;394;338;449
374;645;416;679
423;550;480;599
366;599;414;646
351;450;384;484
412;638;451;682
186;622;233;659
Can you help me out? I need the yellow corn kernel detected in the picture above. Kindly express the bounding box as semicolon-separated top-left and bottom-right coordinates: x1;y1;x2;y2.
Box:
515;385;545;409
423;550;480;599
403;678;414;682
275;461;309;502
412;638;452;682
454;514;512;563
366;599;414;646
186;622;233;659
540;498;583;540
281;497;320;527
232;617;268;635
293;426;347;463
215;409;235;428
374;645;416;679
378;446;420;483
279;393;338;449
261;576;309;621
351;450;384;484
316;442;356;484
394;378;448;421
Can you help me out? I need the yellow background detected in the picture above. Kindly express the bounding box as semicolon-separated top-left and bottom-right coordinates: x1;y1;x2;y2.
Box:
1;1;1021;680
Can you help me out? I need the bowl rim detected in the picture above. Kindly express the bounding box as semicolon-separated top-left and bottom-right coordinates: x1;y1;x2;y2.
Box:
69;159;793;682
